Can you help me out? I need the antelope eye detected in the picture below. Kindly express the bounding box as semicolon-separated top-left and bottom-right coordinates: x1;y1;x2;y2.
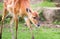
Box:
33;17;36;19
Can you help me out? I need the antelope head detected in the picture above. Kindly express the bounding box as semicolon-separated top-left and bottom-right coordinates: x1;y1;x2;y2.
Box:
26;8;40;27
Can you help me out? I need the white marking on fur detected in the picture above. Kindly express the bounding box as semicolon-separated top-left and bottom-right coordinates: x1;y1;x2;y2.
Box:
24;16;28;21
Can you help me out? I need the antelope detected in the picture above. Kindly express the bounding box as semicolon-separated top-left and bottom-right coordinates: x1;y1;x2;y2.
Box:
0;0;40;39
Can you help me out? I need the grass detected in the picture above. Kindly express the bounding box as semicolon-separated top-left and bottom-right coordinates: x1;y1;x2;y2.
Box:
0;2;3;10
31;1;55;8
2;23;60;39
53;20;60;25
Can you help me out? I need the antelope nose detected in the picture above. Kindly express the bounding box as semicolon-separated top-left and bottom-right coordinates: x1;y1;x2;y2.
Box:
37;24;40;27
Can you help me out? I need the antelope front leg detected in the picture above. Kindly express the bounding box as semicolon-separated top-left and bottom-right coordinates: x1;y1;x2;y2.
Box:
24;17;34;39
14;15;18;39
0;8;8;39
10;18;15;39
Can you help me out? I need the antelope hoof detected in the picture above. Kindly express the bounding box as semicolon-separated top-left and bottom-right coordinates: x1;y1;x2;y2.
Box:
32;35;34;39
0;33;2;39
24;23;27;26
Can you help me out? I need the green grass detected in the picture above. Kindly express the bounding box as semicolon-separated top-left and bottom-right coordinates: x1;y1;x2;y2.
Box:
0;2;3;10
31;1;55;8
53;20;60;25
2;23;60;39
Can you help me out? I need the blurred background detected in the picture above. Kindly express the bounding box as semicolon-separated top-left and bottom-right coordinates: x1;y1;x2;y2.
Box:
0;0;60;39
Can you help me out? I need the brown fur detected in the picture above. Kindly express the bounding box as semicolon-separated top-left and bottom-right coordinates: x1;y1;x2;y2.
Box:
1;0;40;39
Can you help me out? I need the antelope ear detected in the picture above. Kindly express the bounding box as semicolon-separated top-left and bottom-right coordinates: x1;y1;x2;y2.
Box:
26;8;31;13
